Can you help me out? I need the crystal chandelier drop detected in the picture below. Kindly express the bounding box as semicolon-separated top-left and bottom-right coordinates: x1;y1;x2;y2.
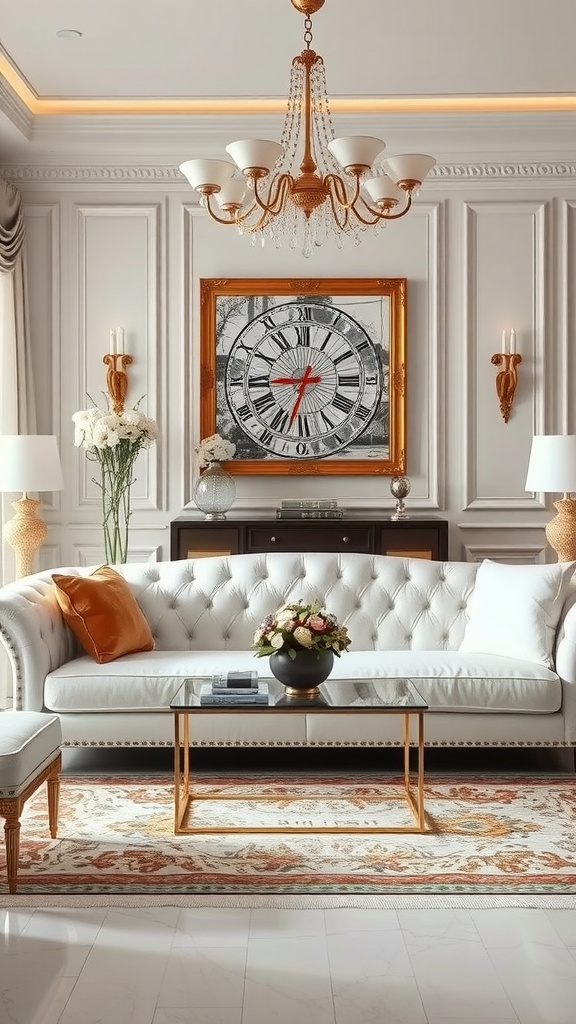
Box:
179;0;436;257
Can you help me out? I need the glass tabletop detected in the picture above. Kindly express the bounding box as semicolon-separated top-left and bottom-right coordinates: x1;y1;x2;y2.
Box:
170;676;428;711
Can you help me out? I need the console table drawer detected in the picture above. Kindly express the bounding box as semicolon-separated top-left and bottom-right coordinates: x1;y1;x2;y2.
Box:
246;524;373;553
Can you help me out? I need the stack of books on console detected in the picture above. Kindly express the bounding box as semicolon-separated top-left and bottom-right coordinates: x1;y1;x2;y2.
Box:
275;499;343;520
199;670;269;705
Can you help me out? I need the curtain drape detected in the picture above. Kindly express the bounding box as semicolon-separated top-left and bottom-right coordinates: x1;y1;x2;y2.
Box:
0;176;36;708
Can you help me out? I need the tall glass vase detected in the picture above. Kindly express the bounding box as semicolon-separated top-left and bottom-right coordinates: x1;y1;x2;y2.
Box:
194;461;236;520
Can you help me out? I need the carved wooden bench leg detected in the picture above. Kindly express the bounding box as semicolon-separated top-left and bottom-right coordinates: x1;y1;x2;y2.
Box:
1;800;21;894
47;753;61;839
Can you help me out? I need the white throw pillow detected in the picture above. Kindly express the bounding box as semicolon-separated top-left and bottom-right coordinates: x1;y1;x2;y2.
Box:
458;559;576;668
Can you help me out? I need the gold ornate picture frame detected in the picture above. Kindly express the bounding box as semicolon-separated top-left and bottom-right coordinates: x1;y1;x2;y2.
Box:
199;277;406;476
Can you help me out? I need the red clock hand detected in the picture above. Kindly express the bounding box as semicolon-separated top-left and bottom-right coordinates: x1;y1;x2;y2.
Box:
270;365;322;427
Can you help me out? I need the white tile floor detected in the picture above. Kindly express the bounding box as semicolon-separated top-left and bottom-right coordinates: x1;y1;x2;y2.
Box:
1;904;576;1023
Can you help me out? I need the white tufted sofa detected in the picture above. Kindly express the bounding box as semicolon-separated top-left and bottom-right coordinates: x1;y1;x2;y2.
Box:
1;551;575;752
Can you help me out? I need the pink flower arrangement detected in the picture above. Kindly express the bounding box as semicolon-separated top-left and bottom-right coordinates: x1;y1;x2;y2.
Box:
252;600;351;660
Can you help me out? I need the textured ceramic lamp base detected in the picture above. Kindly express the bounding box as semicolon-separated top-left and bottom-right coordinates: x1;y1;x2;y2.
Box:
546;498;576;561
3;497;46;579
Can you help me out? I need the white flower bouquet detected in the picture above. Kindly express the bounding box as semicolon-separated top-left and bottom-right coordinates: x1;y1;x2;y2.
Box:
195;433;236;469
252;600;351;659
73;401;159;563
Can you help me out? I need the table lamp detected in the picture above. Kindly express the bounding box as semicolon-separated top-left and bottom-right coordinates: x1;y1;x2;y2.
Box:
0;434;64;578
525;434;576;561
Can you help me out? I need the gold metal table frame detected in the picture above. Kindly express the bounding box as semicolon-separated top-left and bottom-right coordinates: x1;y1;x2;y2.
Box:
172;690;427;836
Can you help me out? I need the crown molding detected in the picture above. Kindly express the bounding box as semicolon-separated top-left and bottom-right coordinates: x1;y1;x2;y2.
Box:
3;161;576;187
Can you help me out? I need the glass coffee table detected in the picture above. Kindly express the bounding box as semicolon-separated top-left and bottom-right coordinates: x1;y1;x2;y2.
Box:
170;676;429;836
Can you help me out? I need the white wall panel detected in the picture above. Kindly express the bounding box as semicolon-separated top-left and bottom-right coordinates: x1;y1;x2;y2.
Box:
74;203;162;513
463;198;547;510
184;200;444;512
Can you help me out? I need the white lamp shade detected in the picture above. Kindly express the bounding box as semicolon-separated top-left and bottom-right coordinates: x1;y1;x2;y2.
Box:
525;435;576;493
0;435;64;493
327;136;385;170
178;159;234;190
363;174;404;204
225;139;284;173
215;180;247;208
382;153;436;184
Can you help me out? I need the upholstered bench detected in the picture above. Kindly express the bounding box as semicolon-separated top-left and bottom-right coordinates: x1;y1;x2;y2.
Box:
0;711;61;893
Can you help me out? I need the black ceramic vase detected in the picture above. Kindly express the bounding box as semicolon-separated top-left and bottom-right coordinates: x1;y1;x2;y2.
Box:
269;648;334;696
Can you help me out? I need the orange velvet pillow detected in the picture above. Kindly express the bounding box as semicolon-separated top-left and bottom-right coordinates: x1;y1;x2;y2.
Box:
52;565;154;664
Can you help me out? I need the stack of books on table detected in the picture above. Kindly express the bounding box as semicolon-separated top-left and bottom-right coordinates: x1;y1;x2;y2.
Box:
275;499;343;520
199;670;269;705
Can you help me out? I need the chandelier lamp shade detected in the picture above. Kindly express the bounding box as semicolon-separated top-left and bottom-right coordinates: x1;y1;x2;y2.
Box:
525;434;576;562
178;0;436;255
0;434;64;579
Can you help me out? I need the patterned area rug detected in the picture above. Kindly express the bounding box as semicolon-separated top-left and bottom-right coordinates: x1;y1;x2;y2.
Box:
3;773;576;908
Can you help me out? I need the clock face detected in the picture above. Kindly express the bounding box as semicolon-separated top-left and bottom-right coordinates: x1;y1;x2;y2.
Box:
223;300;383;460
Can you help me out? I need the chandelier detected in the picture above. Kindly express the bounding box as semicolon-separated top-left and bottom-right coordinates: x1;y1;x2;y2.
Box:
179;0;436;257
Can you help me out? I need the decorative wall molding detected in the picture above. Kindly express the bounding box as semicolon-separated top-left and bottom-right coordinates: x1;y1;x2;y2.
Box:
74;203;162;514
461;543;546;564
72;544;161;566
6;161;576;187
462;197;547;511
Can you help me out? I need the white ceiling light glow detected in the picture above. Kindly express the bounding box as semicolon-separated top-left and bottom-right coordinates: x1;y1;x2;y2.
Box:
179;0;436;256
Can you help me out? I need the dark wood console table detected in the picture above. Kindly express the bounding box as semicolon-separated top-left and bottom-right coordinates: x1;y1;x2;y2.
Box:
170;515;449;562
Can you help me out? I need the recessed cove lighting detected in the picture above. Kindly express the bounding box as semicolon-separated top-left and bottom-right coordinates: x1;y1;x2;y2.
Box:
56;29;82;40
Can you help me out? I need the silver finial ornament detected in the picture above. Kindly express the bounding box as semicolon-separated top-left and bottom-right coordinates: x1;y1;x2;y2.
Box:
390;476;411;520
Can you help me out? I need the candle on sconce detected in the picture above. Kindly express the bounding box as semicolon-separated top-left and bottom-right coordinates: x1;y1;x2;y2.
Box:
510;327;516;354
109;328;116;355
501;329;507;354
117;327;124;354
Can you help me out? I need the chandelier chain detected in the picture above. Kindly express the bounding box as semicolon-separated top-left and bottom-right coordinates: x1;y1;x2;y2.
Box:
303;16;313;47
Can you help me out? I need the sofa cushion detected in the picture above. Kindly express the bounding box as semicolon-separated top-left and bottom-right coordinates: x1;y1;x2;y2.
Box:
458;559;575;668
52;565;154;664
43;649;562;715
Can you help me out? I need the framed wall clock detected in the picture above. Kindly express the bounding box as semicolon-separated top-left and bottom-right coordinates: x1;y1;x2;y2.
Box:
199;277;406;476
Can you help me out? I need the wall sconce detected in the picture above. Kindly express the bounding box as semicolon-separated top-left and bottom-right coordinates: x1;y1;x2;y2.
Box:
103;327;132;414
491;329;522;423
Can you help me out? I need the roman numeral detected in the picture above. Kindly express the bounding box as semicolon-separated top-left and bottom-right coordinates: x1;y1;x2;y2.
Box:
270;408;289;432
297;414;311;438
248;374;269;388
253;393;275;414
235;404;252;422
338;374;360;388
333;394;354;413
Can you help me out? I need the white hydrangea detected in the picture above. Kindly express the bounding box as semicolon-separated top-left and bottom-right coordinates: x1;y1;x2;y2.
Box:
195;433;236;469
73;405;159;452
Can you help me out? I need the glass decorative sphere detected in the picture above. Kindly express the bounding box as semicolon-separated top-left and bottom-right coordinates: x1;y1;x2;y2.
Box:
193;462;236;520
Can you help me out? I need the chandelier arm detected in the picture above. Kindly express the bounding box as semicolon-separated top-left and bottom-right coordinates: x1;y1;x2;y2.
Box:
203;194;244;226
324;177;352;230
252;174;294;216
324;172;362;212
204;191;278;233
354;192;414;224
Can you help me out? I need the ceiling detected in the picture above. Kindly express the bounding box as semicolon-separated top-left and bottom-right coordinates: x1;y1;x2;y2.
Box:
1;0;576;166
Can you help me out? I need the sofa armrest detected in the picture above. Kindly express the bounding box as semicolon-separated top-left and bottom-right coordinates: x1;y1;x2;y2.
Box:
553;585;576;743
0;571;80;711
